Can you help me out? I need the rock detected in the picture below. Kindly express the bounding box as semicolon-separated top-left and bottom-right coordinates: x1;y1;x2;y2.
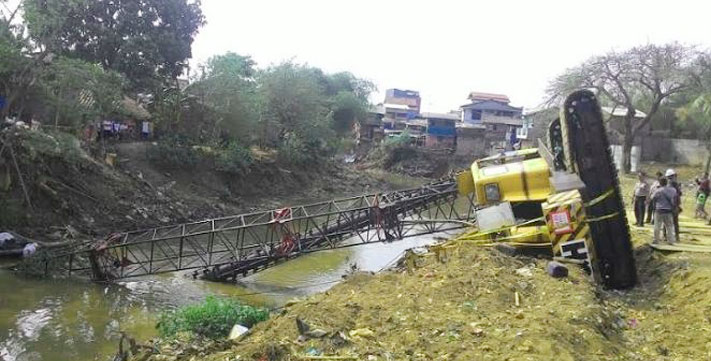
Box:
305;329;328;338
515;267;533;277
296;318;310;335
228;324;249;341
546;261;569;278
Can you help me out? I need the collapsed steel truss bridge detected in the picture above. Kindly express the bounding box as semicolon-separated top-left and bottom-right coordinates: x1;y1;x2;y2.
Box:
45;179;477;281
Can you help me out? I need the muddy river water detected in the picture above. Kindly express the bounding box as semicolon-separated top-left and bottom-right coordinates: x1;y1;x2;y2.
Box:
0;233;446;361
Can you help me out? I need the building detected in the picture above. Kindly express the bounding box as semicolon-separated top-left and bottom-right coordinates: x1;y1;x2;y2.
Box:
601;106;647;172
358;105;385;143
460;91;523;151
522;107;558;147
383;103;413;124
384;89;421;116
418;112;458;150
468;91;511;104
600;106;648;145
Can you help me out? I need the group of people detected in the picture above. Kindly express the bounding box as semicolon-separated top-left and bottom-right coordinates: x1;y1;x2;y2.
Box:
631;169;686;244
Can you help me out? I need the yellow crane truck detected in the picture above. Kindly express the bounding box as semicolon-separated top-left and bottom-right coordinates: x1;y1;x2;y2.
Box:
456;90;636;289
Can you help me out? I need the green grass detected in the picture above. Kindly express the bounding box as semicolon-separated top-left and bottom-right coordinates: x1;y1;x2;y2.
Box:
156;296;269;339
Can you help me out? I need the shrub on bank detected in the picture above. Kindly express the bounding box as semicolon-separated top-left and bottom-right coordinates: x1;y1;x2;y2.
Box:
148;138;253;173
156;296;269;339
214;142;253;173
148;136;200;168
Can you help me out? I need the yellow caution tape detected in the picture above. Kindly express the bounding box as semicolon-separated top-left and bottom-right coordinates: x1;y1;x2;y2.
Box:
584;188;615;208
453;216;545;241
458;231;547;244
584;212;620;223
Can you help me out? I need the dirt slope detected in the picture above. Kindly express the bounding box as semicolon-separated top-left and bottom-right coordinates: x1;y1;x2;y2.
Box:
0;129;409;242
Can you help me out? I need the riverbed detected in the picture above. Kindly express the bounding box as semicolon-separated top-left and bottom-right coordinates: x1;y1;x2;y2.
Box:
0;233;446;361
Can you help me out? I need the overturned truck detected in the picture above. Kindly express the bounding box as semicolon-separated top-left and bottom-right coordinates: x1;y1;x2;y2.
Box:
456;90;636;289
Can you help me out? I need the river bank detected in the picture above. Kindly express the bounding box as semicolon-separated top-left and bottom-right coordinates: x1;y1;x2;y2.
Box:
118;164;711;361
0;128;428;244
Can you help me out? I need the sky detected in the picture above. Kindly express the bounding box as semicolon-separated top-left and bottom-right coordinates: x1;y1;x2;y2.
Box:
176;1;707;112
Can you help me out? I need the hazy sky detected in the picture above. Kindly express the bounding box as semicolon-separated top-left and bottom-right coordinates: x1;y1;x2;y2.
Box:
191;1;711;112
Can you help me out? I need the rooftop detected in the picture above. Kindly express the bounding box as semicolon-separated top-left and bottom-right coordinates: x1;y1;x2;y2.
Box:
369;104;385;115
601;106;647;119
461;100;523;113
383;103;411;111
418;112;460;121
468;91;511;104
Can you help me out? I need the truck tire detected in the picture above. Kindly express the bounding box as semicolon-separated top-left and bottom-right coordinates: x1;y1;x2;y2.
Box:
561;90;637;289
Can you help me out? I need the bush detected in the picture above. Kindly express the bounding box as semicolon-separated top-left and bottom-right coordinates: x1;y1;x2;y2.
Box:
383;129;412;147
148;136;200;168
156;296;269;339
367;130;417;169
215;142;253;173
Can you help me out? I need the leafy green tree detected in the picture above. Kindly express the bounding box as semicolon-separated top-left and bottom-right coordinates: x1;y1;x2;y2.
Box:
0;1;47;118
40;57;124;130
677;94;711;173
258;63;374;157
326;72;375;136
259;62;329;143
547;43;697;173
188;52;259;143
24;0;205;90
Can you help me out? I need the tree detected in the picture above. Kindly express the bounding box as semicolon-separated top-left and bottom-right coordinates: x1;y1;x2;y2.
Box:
40;57;124;130
0;0;49;118
187;52;259;143
325;72;375;136
24;0;205;91
259;62;329;142
547;43;698;173
676;94;711;173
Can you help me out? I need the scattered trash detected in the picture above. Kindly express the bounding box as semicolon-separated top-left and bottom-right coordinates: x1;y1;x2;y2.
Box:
627;318;638;329
22;242;38;258
228;324;249;341
348;328;375;339
305;347;321;356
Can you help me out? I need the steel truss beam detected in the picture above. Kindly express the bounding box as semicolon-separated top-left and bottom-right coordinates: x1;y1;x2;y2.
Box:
46;179;477;281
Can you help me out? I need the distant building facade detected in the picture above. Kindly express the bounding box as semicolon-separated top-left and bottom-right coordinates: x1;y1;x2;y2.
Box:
384;88;421;117
418;112;458;150
460;91;523;151
358;105;385;143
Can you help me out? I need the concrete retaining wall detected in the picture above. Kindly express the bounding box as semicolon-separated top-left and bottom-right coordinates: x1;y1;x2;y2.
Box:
641;137;709;165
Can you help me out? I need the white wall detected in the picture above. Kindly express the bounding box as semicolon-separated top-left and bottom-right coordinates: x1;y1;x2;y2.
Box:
611;145;641;173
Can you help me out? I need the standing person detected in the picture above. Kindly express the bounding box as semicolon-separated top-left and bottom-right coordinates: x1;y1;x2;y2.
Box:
696;172;710;197
695;172;710;218
646;171;663;224
652;177;677;244
631;172;650;226
666;169;682;242
696;192;708;219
